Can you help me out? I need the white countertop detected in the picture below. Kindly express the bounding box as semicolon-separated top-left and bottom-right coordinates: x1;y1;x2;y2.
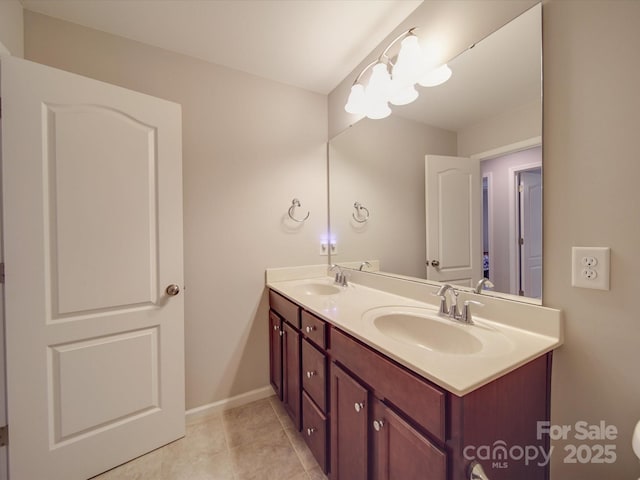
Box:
266;273;563;396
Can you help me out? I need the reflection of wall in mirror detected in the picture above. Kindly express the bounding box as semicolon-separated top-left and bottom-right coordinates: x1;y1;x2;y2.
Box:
329;115;456;278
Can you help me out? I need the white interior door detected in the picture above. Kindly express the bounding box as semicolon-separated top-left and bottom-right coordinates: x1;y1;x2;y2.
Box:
425;155;481;287
1;55;185;480
519;169;542;298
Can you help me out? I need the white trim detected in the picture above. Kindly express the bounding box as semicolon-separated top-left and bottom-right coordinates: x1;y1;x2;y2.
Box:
470;136;542;162
185;385;275;424
482;172;494;285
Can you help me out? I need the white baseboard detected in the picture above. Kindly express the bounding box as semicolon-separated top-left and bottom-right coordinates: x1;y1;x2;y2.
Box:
185;385;275;423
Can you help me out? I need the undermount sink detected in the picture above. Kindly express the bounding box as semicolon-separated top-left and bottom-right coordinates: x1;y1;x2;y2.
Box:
291;282;341;296
362;306;512;355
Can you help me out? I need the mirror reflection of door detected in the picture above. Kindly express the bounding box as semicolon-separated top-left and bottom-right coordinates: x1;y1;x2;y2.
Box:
480;145;542;297
518;168;542;298
425;155;482;287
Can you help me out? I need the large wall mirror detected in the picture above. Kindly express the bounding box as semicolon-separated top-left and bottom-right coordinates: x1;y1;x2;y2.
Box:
328;4;542;302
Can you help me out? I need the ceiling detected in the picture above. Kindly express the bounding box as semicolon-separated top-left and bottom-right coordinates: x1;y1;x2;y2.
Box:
21;0;423;94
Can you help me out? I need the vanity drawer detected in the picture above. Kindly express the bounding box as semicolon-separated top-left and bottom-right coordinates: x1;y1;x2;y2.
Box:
301;310;327;349
302;339;327;412
302;391;328;473
269;290;300;328
330;328;446;442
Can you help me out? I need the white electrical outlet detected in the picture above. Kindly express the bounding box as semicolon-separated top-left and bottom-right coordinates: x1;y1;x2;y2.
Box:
571;247;610;290
320;242;338;256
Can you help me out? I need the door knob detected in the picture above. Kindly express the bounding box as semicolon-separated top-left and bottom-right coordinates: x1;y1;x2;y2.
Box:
166;284;180;296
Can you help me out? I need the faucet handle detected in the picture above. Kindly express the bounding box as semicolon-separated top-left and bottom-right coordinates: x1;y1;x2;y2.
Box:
461;300;484;324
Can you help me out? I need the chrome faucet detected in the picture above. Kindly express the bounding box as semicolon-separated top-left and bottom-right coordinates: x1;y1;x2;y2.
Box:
446;288;460;320
433;284;455;316
329;264;348;286
434;284;483;324
474;277;495;294
460;300;483;324
358;261;372;271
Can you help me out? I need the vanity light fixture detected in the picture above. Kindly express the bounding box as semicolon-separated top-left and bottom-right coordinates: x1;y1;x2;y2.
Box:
344;28;452;119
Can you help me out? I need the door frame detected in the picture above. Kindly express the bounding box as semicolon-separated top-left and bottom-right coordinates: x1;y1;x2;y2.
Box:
471;136;541;296
0;88;7;480
481;172;494;283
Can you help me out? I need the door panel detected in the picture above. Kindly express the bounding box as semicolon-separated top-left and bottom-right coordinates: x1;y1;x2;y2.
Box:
371;398;446;480
425;155;481;286
48;104;159;315
330;363;368;480
269;312;283;399
282;321;301;430
1;55;184;480
519;169;542;298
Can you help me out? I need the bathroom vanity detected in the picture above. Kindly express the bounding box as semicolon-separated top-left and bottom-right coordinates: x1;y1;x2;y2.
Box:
267;272;562;480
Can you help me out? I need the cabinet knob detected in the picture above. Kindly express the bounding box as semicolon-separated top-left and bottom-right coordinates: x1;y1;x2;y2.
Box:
354;402;364;413
305;325;316;333
373;419;385;432
306;371;316;378
306;427;316;437
279;330;284;337
165;284;180;296
273;325;279;331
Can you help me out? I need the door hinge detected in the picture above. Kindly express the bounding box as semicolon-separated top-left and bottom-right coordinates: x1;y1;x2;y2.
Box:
0;263;4;284
0;425;8;447
519;238;524;246
518;183;524;193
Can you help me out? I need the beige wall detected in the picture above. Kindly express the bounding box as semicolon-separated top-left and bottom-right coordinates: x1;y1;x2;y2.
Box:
329;115;456;278
457;99;542;157
0;0;23;57
544;1;640;477
24;11;328;410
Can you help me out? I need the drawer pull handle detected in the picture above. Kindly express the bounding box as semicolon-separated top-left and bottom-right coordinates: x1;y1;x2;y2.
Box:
305;325;316;333
307;427;316;437
354;402;364;413
306;371;316;378
373;419;385;432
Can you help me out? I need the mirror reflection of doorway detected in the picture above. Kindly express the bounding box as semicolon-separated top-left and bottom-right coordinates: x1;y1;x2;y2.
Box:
517;168;542;298
480;145;542;297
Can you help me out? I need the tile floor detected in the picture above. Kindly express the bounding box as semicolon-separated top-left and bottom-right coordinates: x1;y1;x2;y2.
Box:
93;396;327;480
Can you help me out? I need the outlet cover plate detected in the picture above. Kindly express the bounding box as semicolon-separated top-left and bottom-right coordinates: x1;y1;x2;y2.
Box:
571;246;610;290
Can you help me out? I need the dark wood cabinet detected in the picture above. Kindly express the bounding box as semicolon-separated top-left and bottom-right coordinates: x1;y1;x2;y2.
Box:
268;289;552;480
371;398;446;480
330;363;369;480
302;339;327;412
282;321;301;430
302;391;328;472
268;311;282;399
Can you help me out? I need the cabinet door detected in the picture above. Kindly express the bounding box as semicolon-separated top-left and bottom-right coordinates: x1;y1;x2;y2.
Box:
330;363;368;480
269;311;283;399
371;398;446;480
282;321;301;430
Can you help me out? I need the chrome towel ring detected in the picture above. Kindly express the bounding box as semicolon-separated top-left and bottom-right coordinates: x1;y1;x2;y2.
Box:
288;198;310;222
352;201;370;223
